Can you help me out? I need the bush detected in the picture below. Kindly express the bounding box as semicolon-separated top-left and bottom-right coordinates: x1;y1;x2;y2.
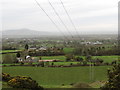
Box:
20;62;24;66
104;62;109;65
2;73;12;81
51;62;54;66
7;76;43;89
82;61;87;66
101;64;120;89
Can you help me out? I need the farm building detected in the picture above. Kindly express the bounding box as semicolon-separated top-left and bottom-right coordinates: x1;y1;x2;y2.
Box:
28;48;37;51
39;47;47;51
17;55;33;63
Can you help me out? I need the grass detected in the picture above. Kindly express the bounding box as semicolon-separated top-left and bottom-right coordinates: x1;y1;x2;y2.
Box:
0;50;21;53
41;56;66;61
3;66;111;88
93;56;119;63
40;55;118;63
46;62;79;66
63;48;75;54
1;55;118;66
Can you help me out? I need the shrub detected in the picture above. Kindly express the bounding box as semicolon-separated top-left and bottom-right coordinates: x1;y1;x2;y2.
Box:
111;60;117;65
101;64;120;89
20;62;24;66
82;61;87;66
7;76;43;89
104;62;109;65
51;62;54;66
70;63;73;66
39;62;44;67
2;73;12;81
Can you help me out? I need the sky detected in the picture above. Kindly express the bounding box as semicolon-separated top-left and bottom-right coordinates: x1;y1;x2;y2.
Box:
1;0;119;35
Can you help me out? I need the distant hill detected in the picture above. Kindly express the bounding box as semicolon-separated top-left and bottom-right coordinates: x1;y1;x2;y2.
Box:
2;28;55;38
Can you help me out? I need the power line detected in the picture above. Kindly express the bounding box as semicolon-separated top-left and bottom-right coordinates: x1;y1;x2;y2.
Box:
34;0;69;40
48;0;74;38
59;0;81;39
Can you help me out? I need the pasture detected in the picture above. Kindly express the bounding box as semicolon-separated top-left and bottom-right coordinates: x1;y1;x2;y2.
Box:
1;54;118;65
63;48;75;54
0;50;21;53
40;55;118;63
3;66;111;88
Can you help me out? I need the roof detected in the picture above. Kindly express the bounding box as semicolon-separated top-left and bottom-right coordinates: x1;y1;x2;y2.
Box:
26;55;31;59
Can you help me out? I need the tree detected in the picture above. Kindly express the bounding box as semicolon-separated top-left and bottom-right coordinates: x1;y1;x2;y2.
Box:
73;47;83;55
39;57;42;60
65;54;74;62
85;55;92;62
101;64;120;89
16;52;21;58
75;56;83;62
25;44;29;50
82;61;87;66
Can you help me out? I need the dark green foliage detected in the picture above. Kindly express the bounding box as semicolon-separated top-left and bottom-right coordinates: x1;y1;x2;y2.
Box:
16;52;21;58
20;62;24;65
95;58;104;64
111;60;117;65
101;64;120;89
70;63;73;66
51;62;54;66
65;54;75;62
39;57;42;60
75;56;83;62
85;55;92;62
73;45;118;56
25;44;29;50
82;61;87;66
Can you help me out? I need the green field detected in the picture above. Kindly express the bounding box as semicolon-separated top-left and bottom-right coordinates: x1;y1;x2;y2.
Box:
93;56;119;63
40;55;118;63
3;66;111;88
0;50;21;53
41;56;66;61
1;54;118;65
63;48;75;54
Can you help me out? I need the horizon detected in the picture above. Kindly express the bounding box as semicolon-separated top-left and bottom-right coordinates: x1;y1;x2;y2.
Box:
1;28;118;35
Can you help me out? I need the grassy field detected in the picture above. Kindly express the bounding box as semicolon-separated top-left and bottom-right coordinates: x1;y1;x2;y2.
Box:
1;54;118;66
40;55;118;63
63;48;75;54
93;56;119;63
0;50;21;53
41;56;66;61
3;66;111;88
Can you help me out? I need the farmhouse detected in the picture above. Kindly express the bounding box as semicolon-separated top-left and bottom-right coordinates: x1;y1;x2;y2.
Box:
29;48;37;51
17;55;33;63
93;41;103;45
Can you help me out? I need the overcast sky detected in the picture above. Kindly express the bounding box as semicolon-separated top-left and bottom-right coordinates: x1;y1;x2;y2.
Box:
1;0;119;35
